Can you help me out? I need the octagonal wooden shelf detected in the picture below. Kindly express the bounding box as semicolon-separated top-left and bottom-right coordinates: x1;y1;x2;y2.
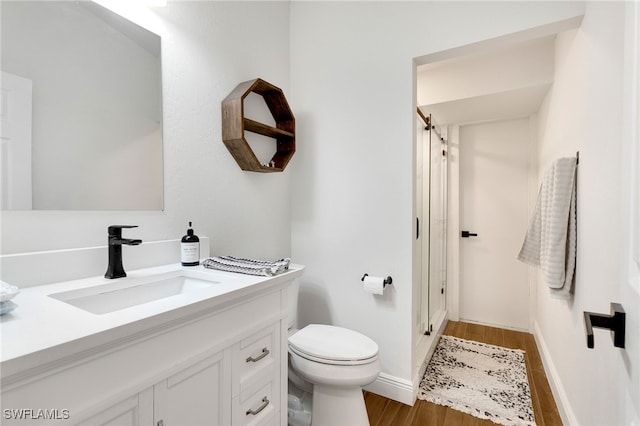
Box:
221;78;295;172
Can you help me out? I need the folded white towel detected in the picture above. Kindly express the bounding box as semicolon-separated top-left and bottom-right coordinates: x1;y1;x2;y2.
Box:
517;157;577;298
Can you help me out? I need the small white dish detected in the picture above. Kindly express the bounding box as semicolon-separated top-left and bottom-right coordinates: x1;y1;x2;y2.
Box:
0;300;18;315
0;281;20;302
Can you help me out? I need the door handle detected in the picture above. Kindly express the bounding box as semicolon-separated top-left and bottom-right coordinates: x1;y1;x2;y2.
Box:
584;303;625;349
461;231;478;238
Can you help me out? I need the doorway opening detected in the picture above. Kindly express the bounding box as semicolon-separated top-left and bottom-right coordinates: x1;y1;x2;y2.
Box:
415;33;556;334
412;19;586;386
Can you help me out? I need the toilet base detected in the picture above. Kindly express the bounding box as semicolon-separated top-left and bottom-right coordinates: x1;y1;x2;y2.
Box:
311;384;370;426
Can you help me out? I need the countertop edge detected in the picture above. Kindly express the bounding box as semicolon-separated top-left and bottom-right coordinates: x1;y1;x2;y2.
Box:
1;265;304;387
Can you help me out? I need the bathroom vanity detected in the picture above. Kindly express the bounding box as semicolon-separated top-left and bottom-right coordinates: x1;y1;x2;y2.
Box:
0;263;303;426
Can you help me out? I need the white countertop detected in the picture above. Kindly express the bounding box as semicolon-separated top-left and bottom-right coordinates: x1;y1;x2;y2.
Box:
0;263;303;373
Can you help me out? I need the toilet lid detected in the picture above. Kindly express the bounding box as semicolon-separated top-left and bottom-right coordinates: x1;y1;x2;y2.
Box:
288;324;379;362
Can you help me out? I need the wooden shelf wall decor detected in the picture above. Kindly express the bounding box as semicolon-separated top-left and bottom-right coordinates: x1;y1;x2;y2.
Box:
221;78;295;172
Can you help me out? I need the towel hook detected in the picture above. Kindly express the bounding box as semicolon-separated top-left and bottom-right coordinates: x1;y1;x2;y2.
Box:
584;303;625;349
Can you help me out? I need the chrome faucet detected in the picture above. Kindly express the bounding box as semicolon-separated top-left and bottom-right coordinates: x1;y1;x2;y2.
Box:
105;225;142;279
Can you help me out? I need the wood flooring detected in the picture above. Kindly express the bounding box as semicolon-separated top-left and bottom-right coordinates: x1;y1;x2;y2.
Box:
364;321;563;426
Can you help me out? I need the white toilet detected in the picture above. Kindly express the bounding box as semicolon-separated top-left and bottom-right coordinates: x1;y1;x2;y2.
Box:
287;282;381;426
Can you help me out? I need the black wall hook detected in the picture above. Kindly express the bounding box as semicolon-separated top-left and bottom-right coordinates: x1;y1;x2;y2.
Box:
361;273;393;287
584;303;625;349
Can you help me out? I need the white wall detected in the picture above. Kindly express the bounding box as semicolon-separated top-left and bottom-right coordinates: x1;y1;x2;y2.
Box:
535;2;637;424
0;2;292;262
289;1;585;402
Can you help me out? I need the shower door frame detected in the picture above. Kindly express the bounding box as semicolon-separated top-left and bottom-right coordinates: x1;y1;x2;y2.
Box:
419;113;448;336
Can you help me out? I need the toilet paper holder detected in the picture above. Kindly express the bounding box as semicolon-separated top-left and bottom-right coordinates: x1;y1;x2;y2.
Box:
361;273;393;287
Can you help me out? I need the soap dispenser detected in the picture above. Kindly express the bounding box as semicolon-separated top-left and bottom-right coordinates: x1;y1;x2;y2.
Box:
181;222;200;266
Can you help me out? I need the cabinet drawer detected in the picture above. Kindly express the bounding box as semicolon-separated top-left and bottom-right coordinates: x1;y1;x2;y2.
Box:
232;379;279;426
233;323;280;395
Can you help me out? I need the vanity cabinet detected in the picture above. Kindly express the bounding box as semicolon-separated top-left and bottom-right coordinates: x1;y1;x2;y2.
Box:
78;347;232;426
81;335;278;426
154;350;229;426
0;279;290;426
76;390;154;426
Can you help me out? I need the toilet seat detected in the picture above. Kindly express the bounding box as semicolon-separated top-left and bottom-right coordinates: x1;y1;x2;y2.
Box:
288;324;379;366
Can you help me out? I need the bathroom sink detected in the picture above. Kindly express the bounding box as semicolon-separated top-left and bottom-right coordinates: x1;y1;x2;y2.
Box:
49;274;218;315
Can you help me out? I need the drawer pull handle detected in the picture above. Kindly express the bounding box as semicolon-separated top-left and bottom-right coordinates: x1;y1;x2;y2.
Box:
246;347;269;363
246;396;269;416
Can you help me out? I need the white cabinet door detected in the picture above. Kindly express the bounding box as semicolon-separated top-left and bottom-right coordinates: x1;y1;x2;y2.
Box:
154;350;230;426
76;389;153;426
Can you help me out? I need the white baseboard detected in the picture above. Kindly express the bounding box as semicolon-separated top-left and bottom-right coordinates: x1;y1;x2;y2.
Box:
365;312;449;407
414;311;448;390
533;320;578;425
364;372;415;406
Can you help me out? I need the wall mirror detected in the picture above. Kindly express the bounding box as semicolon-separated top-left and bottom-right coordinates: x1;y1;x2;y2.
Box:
1;1;163;210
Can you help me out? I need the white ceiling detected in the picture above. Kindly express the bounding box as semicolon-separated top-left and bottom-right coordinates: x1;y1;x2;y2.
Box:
417;36;556;126
419;83;552;126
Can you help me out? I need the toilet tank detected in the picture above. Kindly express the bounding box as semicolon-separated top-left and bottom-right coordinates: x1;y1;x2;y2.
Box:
288;278;300;330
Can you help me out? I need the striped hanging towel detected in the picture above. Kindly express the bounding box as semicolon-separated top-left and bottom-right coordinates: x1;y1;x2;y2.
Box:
202;256;290;276
517;157;577;298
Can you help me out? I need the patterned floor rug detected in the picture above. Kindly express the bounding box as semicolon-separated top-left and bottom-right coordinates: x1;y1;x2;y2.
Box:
418;335;536;426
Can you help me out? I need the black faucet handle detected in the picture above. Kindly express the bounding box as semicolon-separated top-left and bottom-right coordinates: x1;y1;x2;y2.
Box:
105;225;140;279
107;225;139;237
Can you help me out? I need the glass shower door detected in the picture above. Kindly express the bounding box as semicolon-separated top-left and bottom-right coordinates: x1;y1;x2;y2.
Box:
425;115;448;332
